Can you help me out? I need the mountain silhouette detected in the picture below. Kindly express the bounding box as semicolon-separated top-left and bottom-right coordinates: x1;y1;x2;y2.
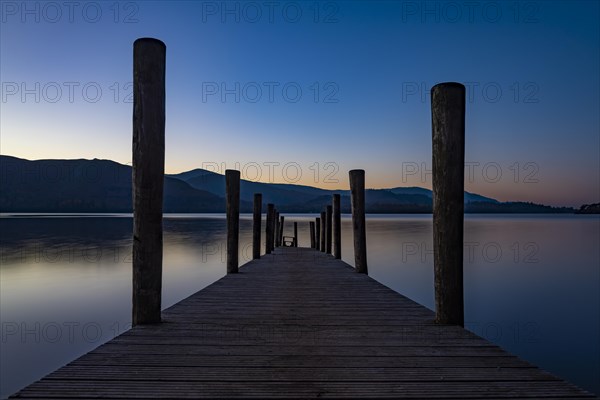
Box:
0;156;228;212
0;156;573;213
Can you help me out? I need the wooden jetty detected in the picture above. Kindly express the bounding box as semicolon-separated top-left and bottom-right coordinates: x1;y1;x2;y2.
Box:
9;38;596;398
10;246;595;398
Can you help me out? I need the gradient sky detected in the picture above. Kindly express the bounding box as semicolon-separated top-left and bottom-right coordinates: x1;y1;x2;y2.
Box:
1;1;598;207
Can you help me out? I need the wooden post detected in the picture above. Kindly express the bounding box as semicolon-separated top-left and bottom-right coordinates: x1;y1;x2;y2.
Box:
320;211;326;252
265;203;274;254
309;221;315;248
326;205;332;254
431;82;465;327
252;193;262;260
349;169;367;274
275;211;280;247
293;222;298;247
279;216;285;246
225;170;240;274
333;194;341;259
132;38;166;326
315;217;321;250
272;207;278;250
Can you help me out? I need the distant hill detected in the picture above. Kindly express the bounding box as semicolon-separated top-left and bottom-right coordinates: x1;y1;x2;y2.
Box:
0;156;575;213
169;169;330;207
0;156;230;213
575;203;600;214
387;187;498;204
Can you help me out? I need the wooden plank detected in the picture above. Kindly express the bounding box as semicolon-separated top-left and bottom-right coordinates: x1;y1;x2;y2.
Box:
14;380;595;399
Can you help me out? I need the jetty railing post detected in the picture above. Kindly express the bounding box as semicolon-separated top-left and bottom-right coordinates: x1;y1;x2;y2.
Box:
431;82;465;327
279;216;285;246
272;207;278;250
266;203;274;254
293;222;298;247
252;193;262;260
132;38;166;326
315;217;321;250
275;211;280;247
309;221;315;248
320;211;326;252
349;169;368;274
333;194;341;259
326;205;332;254
226;170;240;274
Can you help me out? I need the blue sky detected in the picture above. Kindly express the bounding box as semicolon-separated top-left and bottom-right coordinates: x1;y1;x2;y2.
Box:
1;1;598;207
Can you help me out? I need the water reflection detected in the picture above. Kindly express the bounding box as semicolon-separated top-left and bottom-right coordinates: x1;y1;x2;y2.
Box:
0;214;598;397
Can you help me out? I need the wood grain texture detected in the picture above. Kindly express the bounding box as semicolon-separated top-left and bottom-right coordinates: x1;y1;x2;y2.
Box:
132;38;166;325
326;205;332;254
265;203;274;254
226;170;240;273
252;193;262;259
431;82;465;326
315;217;321;251
349;169;368;274
332;194;341;259
10;247;595;399
320;211;326;252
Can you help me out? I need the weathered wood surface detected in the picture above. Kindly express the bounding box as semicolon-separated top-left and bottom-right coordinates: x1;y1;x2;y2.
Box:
349;169;368;274
275;211;281;247
315;217;321;250
10;247;594;399
332;194;341;259
293;221;298;247
320;211;326;252
431;82;466;326
225;170;240;274
132;38;166;325
279;216;285;247
265;203;274;254
252;193;262;260
325;205;332;254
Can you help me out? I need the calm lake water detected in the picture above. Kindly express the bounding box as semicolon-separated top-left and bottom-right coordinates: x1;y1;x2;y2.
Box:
0;214;598;397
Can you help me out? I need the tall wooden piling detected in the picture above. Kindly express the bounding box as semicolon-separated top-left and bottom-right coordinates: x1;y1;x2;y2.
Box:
271;207;279;250
275;211;280;247
279;216;285;246
266;203;274;254
252;193;262;260
225;170;240;274
315;217;321;250
349;169;367;274
132;38;166;326
326;205;333;254
332;194;341;259
309;221;315;248
431;82;465;327
320;211;326;252
293;222;298;247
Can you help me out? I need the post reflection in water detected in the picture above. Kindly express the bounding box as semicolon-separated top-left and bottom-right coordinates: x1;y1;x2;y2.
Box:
0;214;598;397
